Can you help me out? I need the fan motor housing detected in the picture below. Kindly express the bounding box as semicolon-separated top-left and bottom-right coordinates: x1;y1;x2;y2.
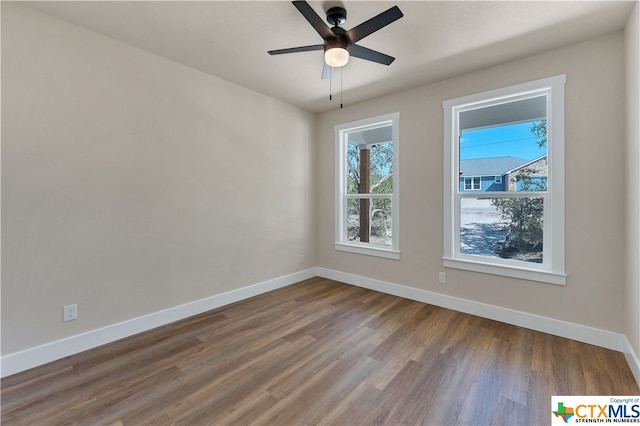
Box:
324;38;348;53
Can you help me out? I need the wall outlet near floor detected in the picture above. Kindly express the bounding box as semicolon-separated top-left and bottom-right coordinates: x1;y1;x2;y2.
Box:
438;272;447;284
63;304;77;322
298;254;305;264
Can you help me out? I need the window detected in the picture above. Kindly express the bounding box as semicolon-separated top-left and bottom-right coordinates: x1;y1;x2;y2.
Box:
464;177;481;191
443;75;566;284
335;112;400;259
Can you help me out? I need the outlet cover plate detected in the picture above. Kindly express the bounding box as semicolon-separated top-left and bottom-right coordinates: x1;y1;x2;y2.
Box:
64;304;77;322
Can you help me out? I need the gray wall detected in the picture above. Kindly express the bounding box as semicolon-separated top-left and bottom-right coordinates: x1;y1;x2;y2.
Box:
1;3;317;354
317;32;627;333
625;2;640;365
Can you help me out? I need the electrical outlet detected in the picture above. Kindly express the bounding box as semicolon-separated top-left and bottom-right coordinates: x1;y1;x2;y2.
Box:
63;304;77;322
438;272;447;284
298;254;305;264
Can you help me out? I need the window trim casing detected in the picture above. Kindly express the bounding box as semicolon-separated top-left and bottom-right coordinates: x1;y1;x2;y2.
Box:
443;75;566;285
335;112;400;259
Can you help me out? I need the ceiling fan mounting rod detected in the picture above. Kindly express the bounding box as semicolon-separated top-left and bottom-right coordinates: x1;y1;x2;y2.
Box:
326;7;346;27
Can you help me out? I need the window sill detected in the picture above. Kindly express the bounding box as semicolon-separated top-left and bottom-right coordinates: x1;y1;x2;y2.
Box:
335;243;401;260
442;257;566;285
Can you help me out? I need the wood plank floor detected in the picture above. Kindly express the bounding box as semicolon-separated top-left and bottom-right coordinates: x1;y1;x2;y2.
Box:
2;277;639;425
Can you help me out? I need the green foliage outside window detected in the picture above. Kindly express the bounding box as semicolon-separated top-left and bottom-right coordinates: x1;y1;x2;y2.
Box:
346;142;393;245
491;120;546;261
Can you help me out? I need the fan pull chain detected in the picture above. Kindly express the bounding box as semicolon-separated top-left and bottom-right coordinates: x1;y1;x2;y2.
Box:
340;67;343;109
329;66;333;101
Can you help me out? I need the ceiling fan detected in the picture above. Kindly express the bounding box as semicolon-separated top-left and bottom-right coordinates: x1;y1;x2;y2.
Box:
268;1;403;78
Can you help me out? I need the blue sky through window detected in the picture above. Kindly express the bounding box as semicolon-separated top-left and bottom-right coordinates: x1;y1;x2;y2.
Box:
460;121;546;161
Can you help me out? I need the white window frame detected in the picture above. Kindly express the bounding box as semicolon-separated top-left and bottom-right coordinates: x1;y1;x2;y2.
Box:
443;75;566;285
335;112;400;259
495;175;502;184
464;176;482;191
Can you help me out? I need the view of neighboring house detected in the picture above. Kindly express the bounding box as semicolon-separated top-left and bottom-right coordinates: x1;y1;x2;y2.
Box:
459;155;548;192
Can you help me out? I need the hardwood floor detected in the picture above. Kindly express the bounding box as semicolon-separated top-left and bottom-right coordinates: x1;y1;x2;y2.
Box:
2;277;639;425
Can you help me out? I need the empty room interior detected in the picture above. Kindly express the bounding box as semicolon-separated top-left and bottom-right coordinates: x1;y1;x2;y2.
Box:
2;0;640;424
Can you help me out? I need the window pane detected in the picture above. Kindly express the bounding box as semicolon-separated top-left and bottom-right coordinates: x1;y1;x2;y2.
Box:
346;144;359;194
346;141;393;195
346;197;392;246
371;198;392;245
346;198;361;241
370;142;393;194
460;197;543;263
459;97;548;194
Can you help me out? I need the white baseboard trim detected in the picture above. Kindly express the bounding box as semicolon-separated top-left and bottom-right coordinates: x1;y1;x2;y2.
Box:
317;267;630;354
622;336;640;387
5;266;639;389
1;268;317;378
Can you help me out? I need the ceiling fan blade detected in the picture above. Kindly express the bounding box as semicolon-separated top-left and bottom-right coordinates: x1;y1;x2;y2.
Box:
268;44;324;55
349;44;395;65
321;62;331;79
345;5;403;45
292;1;335;41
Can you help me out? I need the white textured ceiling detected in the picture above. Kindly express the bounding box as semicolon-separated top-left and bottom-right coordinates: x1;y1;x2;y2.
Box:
24;1;636;113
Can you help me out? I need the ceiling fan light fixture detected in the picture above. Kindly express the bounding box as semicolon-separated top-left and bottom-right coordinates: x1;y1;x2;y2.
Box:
268;1;403;74
324;46;349;67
